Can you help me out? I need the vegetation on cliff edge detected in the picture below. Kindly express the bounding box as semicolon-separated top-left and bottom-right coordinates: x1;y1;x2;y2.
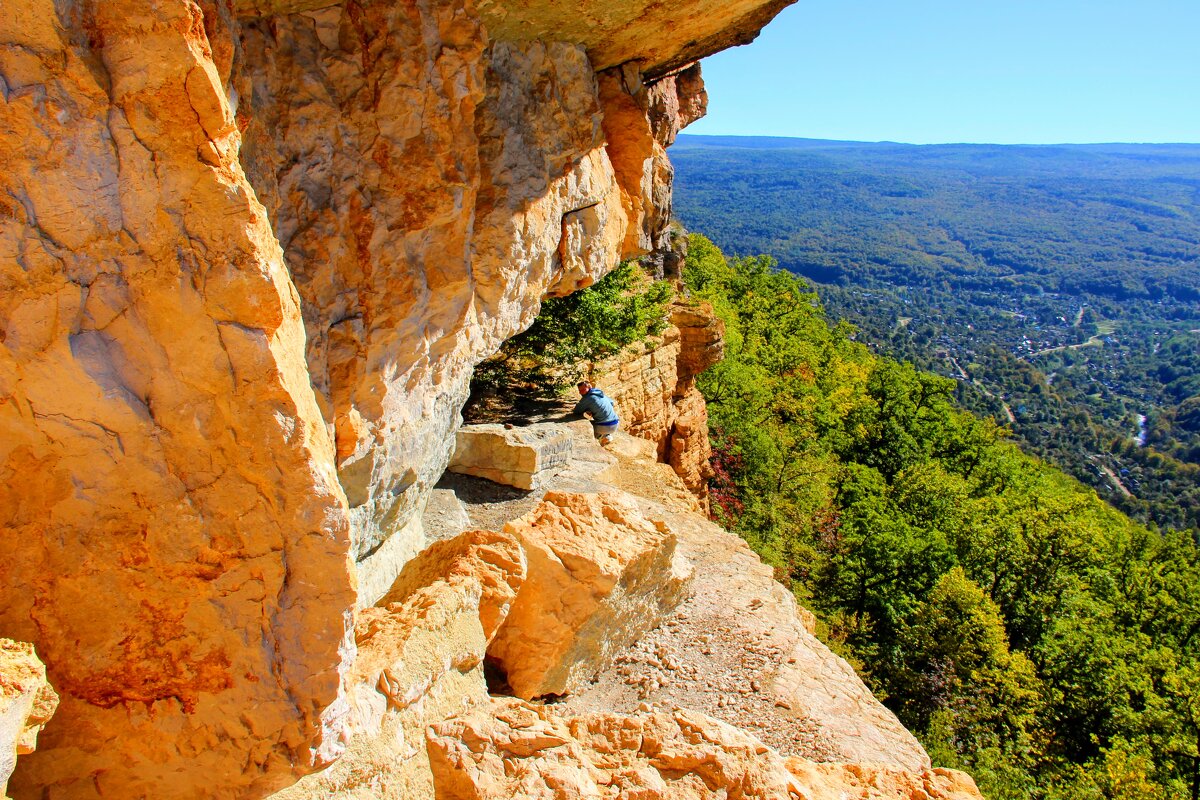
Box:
467;261;673;416
684;233;1200;800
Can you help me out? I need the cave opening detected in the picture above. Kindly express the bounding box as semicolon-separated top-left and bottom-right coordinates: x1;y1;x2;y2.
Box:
463;259;674;425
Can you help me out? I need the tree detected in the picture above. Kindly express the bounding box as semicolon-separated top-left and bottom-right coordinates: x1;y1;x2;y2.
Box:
888;569;1043;772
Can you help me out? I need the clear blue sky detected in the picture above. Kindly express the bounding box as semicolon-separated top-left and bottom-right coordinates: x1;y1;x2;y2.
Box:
687;0;1200;144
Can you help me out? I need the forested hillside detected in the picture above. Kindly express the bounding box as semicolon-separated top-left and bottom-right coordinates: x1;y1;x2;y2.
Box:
671;135;1200;532
682;234;1200;800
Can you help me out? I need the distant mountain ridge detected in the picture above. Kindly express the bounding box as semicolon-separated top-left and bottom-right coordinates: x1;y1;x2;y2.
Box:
671;133;1200;298
674;132;1200;155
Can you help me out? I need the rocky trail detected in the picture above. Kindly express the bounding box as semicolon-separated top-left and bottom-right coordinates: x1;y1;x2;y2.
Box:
436;424;929;772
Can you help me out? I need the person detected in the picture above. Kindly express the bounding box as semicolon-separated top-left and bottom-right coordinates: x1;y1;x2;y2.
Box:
572;380;619;445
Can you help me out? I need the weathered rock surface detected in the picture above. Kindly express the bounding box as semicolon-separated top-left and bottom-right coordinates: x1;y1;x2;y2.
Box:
476;0;795;77
671;303;727;382
593;331;686;446
784;759;983;800
426;699;982;800
424;489;474;542
1;3;356;796
448;424;574;491
545;441;932;773
236;8;626;581
272;529;526;799
598;62;706;257
0;641;57;800
232;0;792;79
665;387;715;500
488;491;692;699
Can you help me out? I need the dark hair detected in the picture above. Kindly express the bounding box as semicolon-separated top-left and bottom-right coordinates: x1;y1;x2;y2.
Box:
577;381;591;390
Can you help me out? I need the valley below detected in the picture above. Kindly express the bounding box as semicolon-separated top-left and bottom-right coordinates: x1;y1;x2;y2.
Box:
673;134;1200;531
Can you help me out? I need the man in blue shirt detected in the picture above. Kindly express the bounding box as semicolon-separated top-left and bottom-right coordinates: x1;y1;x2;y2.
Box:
573;381;620;445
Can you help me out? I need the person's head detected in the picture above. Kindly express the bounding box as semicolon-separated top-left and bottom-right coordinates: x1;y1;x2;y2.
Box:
577;381;592;396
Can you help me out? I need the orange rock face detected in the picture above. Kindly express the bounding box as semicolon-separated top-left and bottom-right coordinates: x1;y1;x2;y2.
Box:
598;62;708;259
488;492;692;699
236;8;629;597
1;2;356;796
476;0;795;77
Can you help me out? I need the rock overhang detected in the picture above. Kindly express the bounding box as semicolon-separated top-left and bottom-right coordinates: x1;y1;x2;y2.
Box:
231;0;797;78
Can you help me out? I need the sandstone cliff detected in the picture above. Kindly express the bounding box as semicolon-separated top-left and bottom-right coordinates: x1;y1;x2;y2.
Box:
0;0;793;795
1;1;984;798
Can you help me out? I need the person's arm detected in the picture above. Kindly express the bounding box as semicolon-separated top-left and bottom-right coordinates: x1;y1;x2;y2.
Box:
573;394;596;418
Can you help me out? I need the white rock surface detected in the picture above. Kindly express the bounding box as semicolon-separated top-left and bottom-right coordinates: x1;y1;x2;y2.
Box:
448;424;576;491
0;641;56;800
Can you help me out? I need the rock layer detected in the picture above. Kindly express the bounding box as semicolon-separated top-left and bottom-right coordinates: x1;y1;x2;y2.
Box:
591;302;725;505
476;0;794;77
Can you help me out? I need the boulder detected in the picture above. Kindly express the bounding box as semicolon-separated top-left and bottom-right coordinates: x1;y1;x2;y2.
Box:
448;424;576;491
785;759;984;800
671;302;726;382
426;699;983;800
666;386;716;503
270;529;526;799
487;492;692;698
424;489;474;543
370;530;528;644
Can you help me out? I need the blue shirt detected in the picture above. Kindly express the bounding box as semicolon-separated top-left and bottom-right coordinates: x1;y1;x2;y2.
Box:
573;388;618;424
